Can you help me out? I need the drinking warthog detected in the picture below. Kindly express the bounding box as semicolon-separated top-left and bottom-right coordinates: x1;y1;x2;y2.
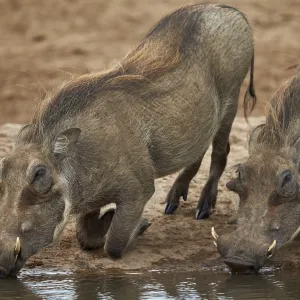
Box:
216;69;300;273
0;3;256;276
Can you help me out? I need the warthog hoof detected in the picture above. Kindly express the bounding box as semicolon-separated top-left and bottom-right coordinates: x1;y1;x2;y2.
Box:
196;190;217;220
164;181;189;215
106;248;123;259
195;208;210;220
137;218;152;236
164;203;179;215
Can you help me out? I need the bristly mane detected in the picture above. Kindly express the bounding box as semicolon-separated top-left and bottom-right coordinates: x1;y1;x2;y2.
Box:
30;6;202;137
256;67;300;149
267;68;300;131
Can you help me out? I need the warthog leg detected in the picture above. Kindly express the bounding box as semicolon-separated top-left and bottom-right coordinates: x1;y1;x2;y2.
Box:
76;208;115;250
104;189;153;259
164;154;206;215
196;112;235;219
76;207;151;251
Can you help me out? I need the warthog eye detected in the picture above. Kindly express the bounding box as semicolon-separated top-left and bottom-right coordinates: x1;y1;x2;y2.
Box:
282;172;292;185
26;161;53;195
33;167;46;183
277;170;297;198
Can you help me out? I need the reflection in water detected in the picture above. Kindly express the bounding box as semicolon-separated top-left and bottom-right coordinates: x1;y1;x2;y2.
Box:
0;267;299;299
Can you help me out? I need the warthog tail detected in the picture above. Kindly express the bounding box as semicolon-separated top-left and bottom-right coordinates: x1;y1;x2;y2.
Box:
243;52;257;119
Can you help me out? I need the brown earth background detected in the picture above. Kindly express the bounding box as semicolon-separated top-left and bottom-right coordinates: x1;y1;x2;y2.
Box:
0;0;299;124
0;0;300;272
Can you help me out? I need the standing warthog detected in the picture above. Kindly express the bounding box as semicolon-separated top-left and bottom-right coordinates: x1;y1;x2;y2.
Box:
216;69;300;273
0;3;256;276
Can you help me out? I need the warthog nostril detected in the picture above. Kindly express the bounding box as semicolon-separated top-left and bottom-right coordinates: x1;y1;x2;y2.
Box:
0;267;8;278
267;240;277;259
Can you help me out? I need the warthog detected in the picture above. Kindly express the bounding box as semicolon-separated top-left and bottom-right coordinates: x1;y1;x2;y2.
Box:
0;3;256;276
216;69;300;273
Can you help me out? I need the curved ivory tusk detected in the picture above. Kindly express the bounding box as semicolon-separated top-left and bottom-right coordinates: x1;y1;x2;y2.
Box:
14;237;20;256
211;227;218;240
268;240;277;254
213;241;217;247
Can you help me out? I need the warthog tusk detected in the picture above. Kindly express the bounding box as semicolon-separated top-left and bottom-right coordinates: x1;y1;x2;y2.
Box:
211;227;218;240
213;241;217;247
268;240;276;253
14;237;21;257
267;240;276;258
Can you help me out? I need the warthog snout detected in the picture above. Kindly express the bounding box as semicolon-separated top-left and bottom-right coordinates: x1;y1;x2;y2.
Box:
0;268;7;278
0;237;25;277
214;70;300;273
0;140;78;277
213;227;277;273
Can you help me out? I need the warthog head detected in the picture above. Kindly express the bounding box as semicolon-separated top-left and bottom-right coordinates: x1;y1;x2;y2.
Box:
0;125;81;276
216;70;300;273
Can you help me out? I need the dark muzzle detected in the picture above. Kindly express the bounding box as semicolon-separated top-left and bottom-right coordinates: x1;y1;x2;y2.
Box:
0;267;8;277
212;227;277;273
224;257;258;274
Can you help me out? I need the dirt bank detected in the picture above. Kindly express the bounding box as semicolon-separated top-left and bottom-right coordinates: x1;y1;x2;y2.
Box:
1;0;300;274
0;0;300;124
1;117;300;273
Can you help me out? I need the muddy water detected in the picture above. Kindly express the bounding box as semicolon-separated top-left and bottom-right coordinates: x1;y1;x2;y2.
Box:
0;267;300;299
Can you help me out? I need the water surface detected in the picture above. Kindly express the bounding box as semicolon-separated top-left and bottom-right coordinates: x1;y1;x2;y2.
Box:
0;267;299;299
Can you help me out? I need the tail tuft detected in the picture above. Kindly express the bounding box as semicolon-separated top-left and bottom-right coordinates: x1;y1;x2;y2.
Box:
244;52;257;120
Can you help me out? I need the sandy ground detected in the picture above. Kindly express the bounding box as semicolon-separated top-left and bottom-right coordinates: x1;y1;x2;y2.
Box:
2;117;300;273
0;0;300;124
0;0;300;273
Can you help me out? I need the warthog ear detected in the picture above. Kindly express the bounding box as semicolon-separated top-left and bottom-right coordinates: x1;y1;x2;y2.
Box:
291;136;300;171
53;128;81;161
15;124;31;145
248;124;265;155
293;136;300;153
